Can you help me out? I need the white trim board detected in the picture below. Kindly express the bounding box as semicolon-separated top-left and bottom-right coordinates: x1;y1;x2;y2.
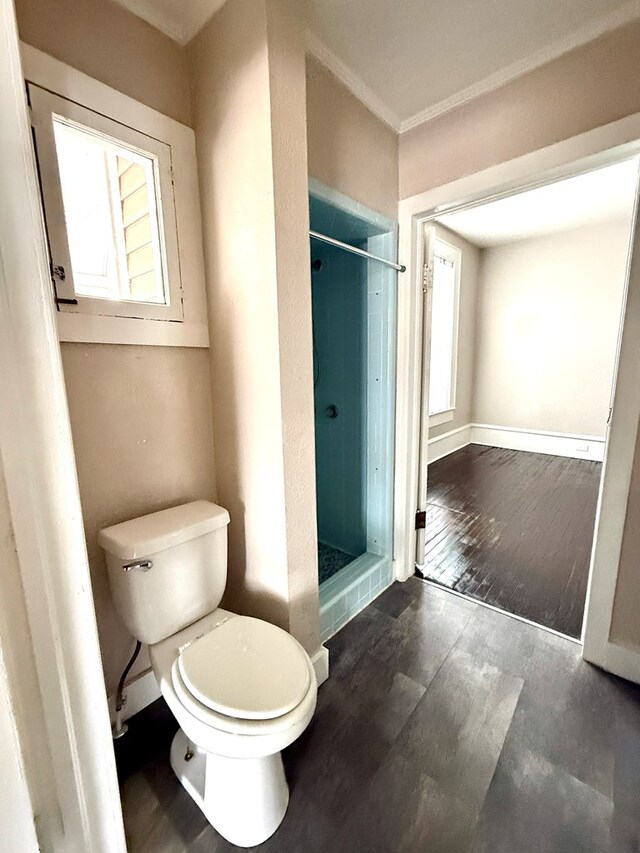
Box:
428;425;472;463
311;645;330;687
591;640;640;686
472;424;606;462
427;423;606;463
429;409;455;428
109;669;160;724
305;30;401;131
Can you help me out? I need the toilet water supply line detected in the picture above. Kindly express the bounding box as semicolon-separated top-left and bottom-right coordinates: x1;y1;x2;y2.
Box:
113;640;142;739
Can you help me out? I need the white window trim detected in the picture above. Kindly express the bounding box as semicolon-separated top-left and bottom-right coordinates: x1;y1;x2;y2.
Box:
22;44;209;348
427;235;461;417
429;408;455;427
29;84;183;321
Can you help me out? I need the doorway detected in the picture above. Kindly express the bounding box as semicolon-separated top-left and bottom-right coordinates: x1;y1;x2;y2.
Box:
308;181;398;641
415;158;639;639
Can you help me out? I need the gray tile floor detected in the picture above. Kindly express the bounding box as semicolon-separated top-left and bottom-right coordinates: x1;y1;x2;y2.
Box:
117;578;640;852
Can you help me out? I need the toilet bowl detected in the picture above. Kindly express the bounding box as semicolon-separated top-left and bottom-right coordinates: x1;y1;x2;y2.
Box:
150;609;317;847
99;502;317;848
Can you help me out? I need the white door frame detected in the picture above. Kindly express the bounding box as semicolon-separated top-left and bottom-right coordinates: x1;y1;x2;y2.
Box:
0;2;126;850
394;113;640;683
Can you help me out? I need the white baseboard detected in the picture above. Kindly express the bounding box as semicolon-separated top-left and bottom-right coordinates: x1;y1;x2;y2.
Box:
472;423;606;462
108;668;160;724
428;422;606;463
583;639;640;685
427;424;472;462
311;645;330;686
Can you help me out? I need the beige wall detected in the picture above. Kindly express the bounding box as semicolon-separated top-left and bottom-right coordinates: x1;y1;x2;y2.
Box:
15;0;191;126
306;55;399;219
188;0;320;654
472;221;631;436
61;345;216;691
399;20;640;199
15;3;212;696
429;224;480;440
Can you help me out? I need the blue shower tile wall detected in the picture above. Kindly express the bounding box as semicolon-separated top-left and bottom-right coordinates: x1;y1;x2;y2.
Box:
311;239;367;560
310;180;398;636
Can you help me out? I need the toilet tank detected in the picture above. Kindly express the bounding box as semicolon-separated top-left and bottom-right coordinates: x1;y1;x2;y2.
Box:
99;501;230;645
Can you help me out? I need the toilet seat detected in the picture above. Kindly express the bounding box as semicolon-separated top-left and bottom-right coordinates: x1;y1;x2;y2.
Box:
172;615;312;731
171;654;315;736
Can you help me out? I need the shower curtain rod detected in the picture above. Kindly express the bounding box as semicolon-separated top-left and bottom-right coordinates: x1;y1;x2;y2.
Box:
309;230;406;273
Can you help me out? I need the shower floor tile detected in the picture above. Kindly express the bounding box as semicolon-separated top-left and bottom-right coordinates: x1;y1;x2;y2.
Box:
318;542;354;584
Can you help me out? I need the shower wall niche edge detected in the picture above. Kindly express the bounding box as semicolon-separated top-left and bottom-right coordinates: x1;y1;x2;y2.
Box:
309;179;397;641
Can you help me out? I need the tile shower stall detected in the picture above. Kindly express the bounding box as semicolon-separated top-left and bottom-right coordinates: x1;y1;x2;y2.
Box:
309;181;397;640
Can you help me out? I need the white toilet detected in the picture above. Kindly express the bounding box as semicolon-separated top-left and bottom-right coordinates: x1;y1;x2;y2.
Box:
99;500;317;848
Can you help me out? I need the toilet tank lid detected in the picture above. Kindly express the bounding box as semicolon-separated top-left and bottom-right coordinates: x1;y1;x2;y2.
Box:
98;501;230;559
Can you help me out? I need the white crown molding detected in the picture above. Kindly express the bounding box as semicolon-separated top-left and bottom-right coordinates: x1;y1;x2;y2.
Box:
305;30;402;132
114;1;639;130
399;0;640;132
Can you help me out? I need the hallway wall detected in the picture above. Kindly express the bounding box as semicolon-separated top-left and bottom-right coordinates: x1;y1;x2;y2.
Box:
472;220;631;438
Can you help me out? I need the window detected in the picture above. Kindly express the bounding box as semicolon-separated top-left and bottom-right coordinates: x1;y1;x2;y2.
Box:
428;238;460;418
29;83;183;322
53;121;166;305
23;46;208;347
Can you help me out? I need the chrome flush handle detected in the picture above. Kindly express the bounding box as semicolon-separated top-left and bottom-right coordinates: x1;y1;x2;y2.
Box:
122;559;153;572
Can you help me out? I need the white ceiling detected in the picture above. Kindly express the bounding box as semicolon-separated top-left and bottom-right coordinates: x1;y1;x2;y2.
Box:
436;159;639;248
304;0;639;130
112;0;640;132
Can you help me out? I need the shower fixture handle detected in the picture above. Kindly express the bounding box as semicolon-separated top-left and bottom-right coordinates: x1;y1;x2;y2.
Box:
325;404;339;419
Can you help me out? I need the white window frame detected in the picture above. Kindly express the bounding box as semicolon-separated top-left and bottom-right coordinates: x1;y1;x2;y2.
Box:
22;45;209;348
30;85;182;321
428;236;461;427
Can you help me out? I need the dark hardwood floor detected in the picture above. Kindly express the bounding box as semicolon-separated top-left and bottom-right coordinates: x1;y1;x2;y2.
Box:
423;444;602;638
117;579;640;852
